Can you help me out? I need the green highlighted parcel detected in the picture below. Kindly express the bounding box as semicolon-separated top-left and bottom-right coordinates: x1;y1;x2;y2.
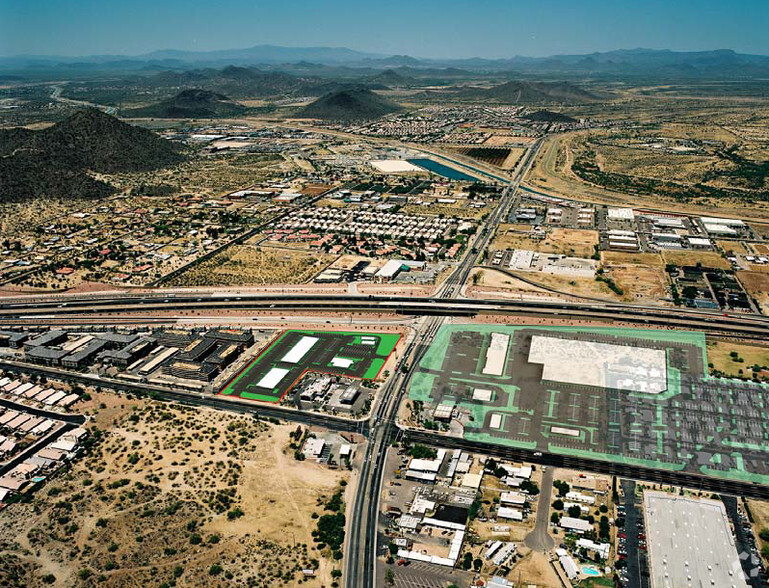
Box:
408;324;769;486
221;330;400;403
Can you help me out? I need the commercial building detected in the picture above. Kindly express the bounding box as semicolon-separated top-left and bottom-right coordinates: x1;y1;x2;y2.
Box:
644;491;748;588
482;333;510;376
282;336;319;364
528;335;667;394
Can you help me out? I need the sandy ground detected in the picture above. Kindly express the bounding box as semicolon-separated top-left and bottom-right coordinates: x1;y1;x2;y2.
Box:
524;131;769;222
0;392;349;587
737;271;769;314
492;225;599;259
469;267;620;302
603;261;671;305
747;499;769;565
508;549;562;588
661;249;731;270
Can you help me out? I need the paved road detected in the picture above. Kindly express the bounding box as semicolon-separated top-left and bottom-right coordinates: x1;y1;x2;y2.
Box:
524;465;555;551
620;479;647;588
347;139;543;588
722;496;766;587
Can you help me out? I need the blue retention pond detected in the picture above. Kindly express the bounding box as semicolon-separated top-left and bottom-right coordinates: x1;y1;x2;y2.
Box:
408;158;477;181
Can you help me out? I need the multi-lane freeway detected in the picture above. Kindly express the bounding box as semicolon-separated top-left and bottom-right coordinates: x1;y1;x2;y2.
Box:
2;294;769;339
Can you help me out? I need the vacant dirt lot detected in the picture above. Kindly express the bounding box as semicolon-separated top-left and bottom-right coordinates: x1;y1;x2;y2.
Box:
738;271;769;313
492;225;599;258
707;340;769;378
471;267;620;301
0;393;347;587
167;245;335;287
661;250;731;270
604;261;671;305
600;251;664;266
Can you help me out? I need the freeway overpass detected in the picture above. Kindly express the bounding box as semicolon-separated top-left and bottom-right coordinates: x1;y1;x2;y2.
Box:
1;294;768;339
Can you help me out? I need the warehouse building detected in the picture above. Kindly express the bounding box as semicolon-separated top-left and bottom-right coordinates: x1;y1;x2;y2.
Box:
482;333;510;376
644;491;748;588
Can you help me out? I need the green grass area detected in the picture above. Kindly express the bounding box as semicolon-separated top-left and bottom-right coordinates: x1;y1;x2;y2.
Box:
240;391;286;403
363;358;386;379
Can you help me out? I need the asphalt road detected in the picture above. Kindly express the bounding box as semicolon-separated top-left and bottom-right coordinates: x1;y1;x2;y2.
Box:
620;480;647;588
524;465;555;551
3;295;769;340
346;140;542;588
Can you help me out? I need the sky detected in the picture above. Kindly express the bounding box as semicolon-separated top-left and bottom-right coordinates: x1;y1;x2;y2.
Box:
1;0;768;59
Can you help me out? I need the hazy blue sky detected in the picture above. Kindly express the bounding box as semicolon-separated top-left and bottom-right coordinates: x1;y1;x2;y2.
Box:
1;0;768;58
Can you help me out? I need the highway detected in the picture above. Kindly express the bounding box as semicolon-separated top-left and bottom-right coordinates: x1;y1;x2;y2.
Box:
2;294;769;340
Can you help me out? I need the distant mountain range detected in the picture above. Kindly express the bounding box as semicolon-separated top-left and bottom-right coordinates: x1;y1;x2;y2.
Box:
462;80;600;104
296;88;403;121
4;46;769;79
0;109;184;202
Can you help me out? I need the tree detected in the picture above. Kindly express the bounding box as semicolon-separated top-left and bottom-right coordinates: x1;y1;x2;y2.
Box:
473;557;483;571
554;480;570;497
568;505;582;519
552;499;564;511
385;569;395;586
599;516;610;540
407;444;437;459
461;552;473;570
682;285;699;299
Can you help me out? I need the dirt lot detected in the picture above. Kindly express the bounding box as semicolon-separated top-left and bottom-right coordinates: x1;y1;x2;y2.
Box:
737;271;769;313
469;268;621;301
600;252;664;266
661;249;731;270
471;267;620;301
707;340;769;378
510;550;562;588
401;203;485;220
603;260;671;304
492;225;599;258
166;244;335;287
0;393;347;587
716;240;750;255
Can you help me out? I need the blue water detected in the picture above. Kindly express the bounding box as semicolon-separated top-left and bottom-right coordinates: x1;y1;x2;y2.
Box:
408;158;477;181
582;565;600;577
